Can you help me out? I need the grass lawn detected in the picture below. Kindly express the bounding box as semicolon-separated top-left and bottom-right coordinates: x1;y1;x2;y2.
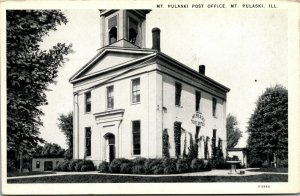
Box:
8;173;287;183
249;168;288;173
7;171;56;177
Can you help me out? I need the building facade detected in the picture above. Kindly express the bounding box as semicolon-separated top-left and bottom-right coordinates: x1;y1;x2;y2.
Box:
70;10;230;165
32;158;64;171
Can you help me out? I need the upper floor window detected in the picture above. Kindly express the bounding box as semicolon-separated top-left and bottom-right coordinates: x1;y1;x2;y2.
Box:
85;92;91;113
108;15;118;44
107;86;114;109
212;97;217;117
128;17;138;44
195;91;201;112
132;120;141;155
175;82;182;106
132;78;140;103
85;127;91;157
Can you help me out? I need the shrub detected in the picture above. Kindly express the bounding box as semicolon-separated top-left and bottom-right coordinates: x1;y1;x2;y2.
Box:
278;159;288;167
203;160;212;171
212;157;226;169
68;159;80;171
191;158;204;172
132;158;146;166
120;163;132;174
163;158;177;174
109;158;131;173
162;129;170;158
74;160;95;172
132;165;144;174
153;164;164;175
75;160;84;171
176;159;190;173
60;160;70;171
262;160;269;168
81;165;89;172
98;162;109;173
144;159;163;174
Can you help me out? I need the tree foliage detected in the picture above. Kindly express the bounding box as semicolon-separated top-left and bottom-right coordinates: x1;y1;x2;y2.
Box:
33;143;65;158
246;85;288;167
7;10;72;160
226;114;242;149
58;112;73;159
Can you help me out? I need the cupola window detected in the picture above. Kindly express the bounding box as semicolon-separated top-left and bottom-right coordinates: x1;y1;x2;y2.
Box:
108;16;118;44
128;17;138;44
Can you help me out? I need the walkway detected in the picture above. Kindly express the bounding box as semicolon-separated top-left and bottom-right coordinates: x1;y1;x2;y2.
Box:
7;168;287;180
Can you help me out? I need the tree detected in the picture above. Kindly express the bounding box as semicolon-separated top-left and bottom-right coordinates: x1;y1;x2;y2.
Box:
57;112;73;159
247;85;288;167
33;143;65;158
226;114;242;149
7;10;72;172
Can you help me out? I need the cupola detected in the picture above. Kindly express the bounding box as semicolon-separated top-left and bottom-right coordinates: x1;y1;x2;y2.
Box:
99;10;151;48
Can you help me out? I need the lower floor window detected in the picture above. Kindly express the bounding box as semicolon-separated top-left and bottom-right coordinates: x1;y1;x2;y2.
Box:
132;120;141;155
85;127;91;157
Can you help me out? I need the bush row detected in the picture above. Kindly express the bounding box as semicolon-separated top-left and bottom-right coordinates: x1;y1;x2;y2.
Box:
54;159;95;172
98;158;212;175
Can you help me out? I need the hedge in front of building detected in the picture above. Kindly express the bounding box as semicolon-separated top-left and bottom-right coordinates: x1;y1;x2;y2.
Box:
98;158;212;175
54;159;95;172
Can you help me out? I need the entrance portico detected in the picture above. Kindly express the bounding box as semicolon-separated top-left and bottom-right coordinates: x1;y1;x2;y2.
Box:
94;109;124;162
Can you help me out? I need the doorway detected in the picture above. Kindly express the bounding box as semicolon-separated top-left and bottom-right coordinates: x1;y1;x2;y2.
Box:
104;133;115;162
44;161;53;171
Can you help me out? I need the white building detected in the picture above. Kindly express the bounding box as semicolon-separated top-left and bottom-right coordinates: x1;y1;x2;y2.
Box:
69;10;230;165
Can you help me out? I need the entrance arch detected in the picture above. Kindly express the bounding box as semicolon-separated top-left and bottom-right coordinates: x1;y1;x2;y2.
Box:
104;133;115;162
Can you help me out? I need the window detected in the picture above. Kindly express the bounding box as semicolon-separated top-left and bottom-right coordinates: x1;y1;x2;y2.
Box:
195;91;201;112
85;127;91;157
128;17;138;44
212;97;217;117
36;161;40;168
107;86;114;109
213;129;217;138
132;121;141;155
85;92;91;113
132;78;140;103
175;82;182;106
108;16;117;44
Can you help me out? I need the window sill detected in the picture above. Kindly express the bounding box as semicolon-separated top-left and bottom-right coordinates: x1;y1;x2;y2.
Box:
131;102;141;105
84;112;91;115
213;115;218;119
132;154;141;157
106;108;114;111
175;105;183;108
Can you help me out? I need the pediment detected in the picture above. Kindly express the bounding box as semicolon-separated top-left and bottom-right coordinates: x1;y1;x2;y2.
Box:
70;48;154;82
82;52;146;76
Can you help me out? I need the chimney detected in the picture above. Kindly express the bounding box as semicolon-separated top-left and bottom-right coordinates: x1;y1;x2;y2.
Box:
152;27;161;51
199;65;205;75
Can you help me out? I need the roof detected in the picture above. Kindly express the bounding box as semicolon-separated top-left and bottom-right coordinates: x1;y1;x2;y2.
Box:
69;40;230;93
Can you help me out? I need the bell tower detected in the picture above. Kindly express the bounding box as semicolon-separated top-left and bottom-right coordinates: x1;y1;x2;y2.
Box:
99;10;151;48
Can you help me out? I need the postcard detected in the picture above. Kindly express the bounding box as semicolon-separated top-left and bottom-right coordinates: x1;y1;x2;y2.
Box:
1;0;299;195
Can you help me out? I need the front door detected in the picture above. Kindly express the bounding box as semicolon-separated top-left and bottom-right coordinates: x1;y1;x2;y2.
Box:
105;133;115;162
44;161;53;171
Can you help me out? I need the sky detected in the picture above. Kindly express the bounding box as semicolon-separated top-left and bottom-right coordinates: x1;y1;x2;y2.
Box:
39;9;288;149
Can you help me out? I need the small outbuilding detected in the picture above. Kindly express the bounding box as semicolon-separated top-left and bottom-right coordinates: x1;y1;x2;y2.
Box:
227;148;248;167
32;158;64;171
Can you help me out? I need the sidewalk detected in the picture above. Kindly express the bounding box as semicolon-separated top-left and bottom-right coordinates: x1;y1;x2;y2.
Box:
7;168;287;180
